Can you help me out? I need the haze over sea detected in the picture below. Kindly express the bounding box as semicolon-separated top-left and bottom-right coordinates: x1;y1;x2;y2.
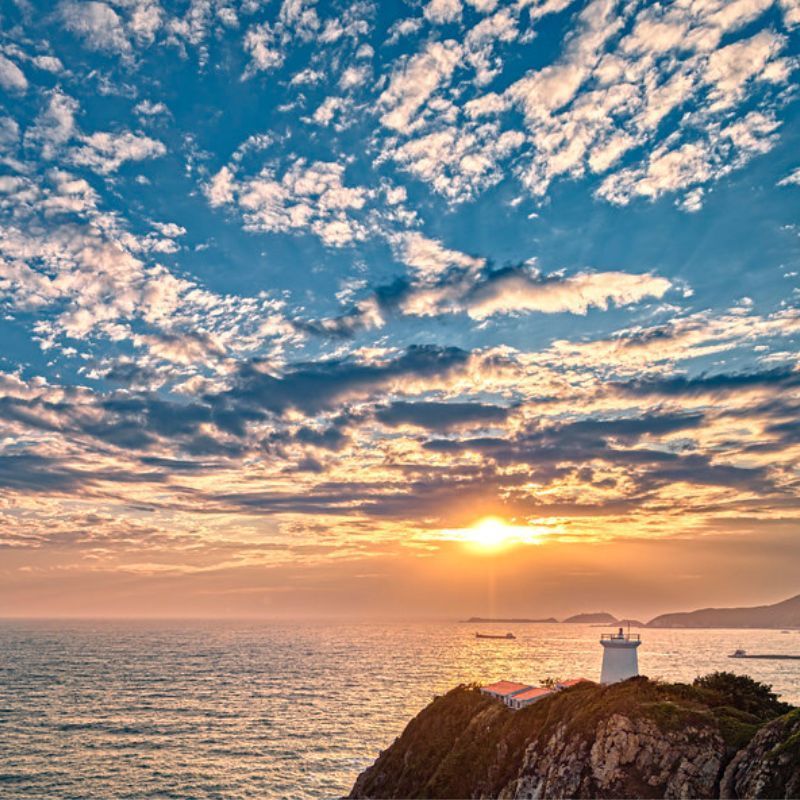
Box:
1;621;798;800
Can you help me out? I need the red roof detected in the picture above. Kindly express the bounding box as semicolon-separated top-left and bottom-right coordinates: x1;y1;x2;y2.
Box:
513;687;552;702
481;680;529;696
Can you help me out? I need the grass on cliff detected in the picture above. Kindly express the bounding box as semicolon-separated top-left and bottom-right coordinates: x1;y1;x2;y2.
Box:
769;708;800;760
350;673;795;799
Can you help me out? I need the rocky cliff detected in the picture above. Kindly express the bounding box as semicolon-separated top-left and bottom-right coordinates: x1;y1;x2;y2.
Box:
349;674;798;799
720;708;800;799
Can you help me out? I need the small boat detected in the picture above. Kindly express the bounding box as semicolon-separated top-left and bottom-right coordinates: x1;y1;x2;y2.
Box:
728;648;800;660
476;632;516;640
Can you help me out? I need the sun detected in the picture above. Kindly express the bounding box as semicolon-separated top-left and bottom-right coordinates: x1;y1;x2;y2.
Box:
434;516;551;551
467;517;514;550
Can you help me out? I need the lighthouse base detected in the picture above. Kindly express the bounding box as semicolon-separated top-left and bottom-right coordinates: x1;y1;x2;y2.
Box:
600;641;640;684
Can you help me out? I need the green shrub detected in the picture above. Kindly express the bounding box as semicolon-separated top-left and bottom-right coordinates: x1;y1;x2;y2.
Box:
693;672;792;720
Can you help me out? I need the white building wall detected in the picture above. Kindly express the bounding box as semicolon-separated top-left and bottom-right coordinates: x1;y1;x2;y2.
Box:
600;641;640;683
514;694;550;709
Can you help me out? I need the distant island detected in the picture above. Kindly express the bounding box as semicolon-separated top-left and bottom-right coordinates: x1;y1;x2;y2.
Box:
464;616;558;624
464;591;800;630
464;613;638;625
350;674;800;799
647;592;800;629
562;612;618;624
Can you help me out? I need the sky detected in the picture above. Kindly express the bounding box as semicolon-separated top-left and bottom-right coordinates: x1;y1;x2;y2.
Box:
0;0;799;620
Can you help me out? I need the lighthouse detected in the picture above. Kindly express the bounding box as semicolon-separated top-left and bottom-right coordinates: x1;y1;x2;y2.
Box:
600;627;641;683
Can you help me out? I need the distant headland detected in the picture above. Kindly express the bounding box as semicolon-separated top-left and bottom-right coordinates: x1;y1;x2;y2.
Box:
464;591;800;630
647;592;800;629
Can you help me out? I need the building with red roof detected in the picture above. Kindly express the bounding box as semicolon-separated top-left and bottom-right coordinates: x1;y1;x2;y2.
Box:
481;677;591;710
480;681;530;706
508;686;553;709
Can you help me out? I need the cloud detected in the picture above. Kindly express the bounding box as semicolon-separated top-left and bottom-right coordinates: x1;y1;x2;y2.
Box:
778;167;800;187
131;330;226;366
541;306;800;379
33;55;65;74
385;121;525;203
279;0;320;36
304;260;673;333
59;0;164;55
781;0;800;27
597;112;780;206
508;0;618;124
134;100;169;117
378;39;461;130
703;30;788;111
128;0;163;43
390;232;484;278
241;0;367;78
0;55;28;92
339;63;370;90
0;162;292;364
385;16;423;44
424;0;462;24
464;268;673;319
223;345;472;415
422;409;781;498
0;224;148;335
0;453;141;493
311;96;345;127
242;22;284;75
376;400;509;430
613;368;800;400
377;0;795;209
463;7;519;83
25;90;79;159
0;347;477;468
61;1;132;55
70;131;167;174
205;158;371;247
294;424;349;451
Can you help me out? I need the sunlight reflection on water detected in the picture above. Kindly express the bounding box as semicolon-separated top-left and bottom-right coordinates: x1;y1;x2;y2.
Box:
0;620;798;799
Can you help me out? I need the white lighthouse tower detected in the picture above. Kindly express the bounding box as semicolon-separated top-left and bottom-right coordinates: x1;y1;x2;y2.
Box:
600;628;641;684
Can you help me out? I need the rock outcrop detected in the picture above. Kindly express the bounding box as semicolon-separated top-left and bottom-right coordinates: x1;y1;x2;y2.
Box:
349;674;796;799
720;709;800;799
507;712;726;799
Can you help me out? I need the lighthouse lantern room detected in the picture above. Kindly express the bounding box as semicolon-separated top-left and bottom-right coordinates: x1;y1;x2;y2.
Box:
599;628;641;684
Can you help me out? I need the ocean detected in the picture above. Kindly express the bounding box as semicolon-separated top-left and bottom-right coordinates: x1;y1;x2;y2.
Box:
1;620;798;799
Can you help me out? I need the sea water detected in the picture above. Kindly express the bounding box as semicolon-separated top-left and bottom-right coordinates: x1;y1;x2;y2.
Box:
1;620;798;799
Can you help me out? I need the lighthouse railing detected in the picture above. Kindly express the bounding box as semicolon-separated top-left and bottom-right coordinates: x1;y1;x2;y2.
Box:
600;632;640;641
